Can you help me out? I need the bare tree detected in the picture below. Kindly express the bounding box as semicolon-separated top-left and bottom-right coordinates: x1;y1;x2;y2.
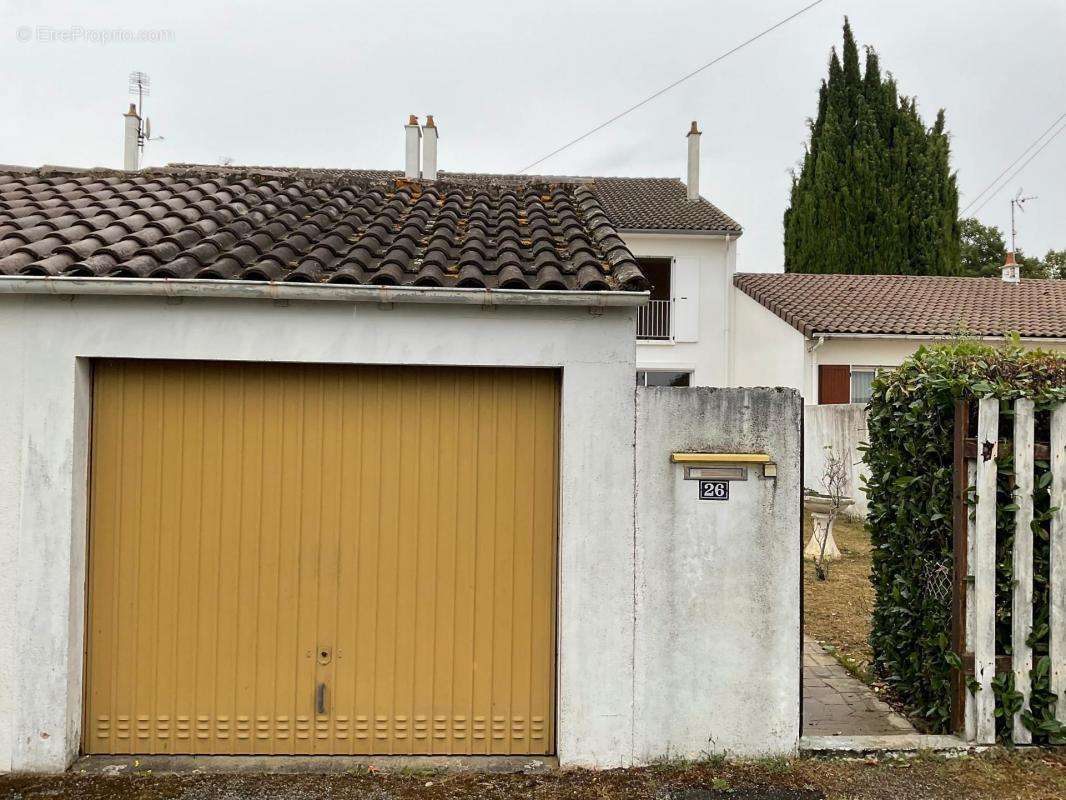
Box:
815;445;850;581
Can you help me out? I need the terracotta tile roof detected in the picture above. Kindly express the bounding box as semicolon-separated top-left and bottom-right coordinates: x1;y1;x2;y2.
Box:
586;177;741;232
0;166;649;292
172;164;744;234
734;272;1066;339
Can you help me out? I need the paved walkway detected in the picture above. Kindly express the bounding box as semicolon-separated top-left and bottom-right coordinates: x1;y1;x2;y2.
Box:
802;636;915;736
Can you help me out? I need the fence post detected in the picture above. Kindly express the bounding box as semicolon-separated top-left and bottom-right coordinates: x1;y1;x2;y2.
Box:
973;397;998;744
966;458;978;741
1051;404;1066;731
950;399;970;735
1012;399;1035;744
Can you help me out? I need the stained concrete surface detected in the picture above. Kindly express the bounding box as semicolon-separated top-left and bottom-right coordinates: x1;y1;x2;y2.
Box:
0;772;826;800
634;387;802;759
72;754;555;774
802;637;914;737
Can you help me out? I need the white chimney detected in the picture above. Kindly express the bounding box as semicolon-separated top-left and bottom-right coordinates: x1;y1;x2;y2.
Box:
422;115;438;181
686;120;701;201
1002;250;1021;283
404;114;421;180
123;103;140;171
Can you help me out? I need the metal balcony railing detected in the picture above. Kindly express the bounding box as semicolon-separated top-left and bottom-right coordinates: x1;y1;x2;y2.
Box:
637;299;672;340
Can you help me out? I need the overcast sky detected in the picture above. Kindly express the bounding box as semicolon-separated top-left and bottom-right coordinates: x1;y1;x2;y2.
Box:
2;0;1064;272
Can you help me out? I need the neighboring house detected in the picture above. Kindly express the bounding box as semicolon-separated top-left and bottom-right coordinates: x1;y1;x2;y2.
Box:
0;115;799;773
732;272;1066;403
731;271;1066;515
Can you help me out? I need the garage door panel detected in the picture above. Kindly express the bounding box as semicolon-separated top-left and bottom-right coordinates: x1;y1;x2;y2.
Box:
85;360;558;756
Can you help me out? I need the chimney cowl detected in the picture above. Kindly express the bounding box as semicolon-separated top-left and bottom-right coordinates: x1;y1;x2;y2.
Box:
1002;251;1021;283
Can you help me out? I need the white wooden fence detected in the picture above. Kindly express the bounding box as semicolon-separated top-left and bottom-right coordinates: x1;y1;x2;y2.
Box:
956;397;1066;743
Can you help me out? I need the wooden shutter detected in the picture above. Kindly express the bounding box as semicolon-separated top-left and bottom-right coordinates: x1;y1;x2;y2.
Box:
818;364;851;404
671;257;701;342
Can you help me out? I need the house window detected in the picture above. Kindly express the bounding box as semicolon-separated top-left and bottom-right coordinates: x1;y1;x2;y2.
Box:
817;365;850;404
636;370;691;387
849;368;877;404
636;258;672;340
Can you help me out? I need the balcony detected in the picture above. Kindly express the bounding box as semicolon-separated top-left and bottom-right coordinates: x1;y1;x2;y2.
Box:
637;298;672;341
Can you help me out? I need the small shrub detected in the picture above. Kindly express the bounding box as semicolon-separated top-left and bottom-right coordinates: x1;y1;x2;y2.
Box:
863;339;1066;739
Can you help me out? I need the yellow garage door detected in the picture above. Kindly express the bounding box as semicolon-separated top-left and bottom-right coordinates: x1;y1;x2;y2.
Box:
84;359;559;756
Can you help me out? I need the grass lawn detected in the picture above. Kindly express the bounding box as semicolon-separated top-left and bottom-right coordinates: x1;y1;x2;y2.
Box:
803;512;875;677
3;751;1065;800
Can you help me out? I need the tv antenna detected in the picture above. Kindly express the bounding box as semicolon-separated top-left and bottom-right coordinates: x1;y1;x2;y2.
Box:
128;71;165;158
1009;189;1037;253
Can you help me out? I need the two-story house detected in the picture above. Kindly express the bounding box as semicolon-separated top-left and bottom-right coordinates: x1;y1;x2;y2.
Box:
171;117;744;389
603;123;742;389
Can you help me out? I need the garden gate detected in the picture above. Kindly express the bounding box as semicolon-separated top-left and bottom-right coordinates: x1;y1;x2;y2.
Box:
950;397;1066;743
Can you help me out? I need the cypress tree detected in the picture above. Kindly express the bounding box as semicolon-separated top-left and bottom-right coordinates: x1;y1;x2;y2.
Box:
783;19;960;275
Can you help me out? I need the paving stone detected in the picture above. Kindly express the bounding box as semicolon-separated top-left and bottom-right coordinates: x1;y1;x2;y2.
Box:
802;636;917;737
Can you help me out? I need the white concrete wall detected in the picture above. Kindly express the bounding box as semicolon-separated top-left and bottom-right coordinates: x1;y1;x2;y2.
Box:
0;299;26;774
627;233;737;387
804;336;1066;401
0;294;638;772
634;387;802;759
730;290;807;395
803;403;871;518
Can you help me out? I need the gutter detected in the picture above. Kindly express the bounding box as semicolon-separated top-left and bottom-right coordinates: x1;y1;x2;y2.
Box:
0;276;650;308
619;228;742;238
809;332;1066;344
807;335;826;403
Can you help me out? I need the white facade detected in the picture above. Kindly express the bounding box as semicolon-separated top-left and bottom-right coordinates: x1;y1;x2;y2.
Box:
0;292;637;772
0;287;804;773
730;289;807;392
627;232;739;387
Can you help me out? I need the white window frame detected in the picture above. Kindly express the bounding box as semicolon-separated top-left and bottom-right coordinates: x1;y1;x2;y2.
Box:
636;368;693;388
848;365;880;404
635;255;676;344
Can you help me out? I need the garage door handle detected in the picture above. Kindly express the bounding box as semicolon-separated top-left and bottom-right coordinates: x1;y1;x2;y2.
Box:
316;682;326;715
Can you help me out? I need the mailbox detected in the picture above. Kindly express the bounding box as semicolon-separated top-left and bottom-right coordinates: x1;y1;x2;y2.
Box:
670;452;777;480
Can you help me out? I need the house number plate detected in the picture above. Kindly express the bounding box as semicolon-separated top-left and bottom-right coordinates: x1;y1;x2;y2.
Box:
699;479;729;501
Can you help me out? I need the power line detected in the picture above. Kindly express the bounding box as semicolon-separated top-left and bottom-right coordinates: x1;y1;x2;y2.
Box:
516;0;827;174
966;117;1066;217
960;111;1066;215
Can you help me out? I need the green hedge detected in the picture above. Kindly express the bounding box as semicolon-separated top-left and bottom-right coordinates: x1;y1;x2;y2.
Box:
863;340;1066;739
